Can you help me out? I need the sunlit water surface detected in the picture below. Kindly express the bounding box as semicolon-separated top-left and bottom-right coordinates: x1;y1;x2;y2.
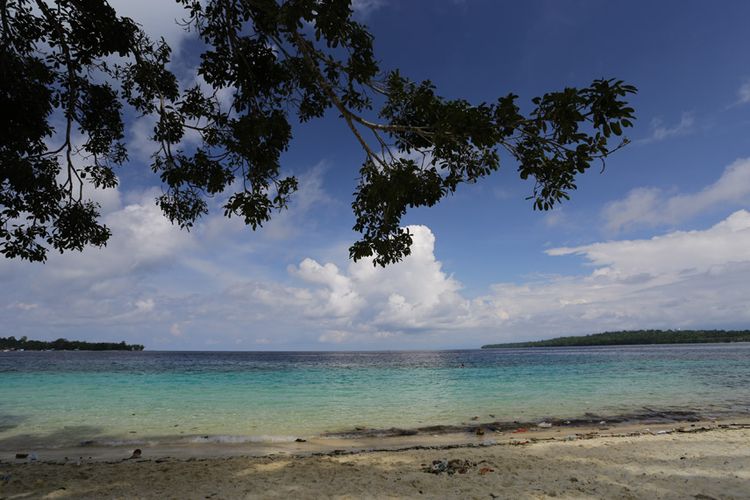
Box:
1;345;749;448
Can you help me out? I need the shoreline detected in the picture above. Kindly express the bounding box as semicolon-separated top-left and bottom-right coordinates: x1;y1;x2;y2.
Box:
2;420;749;499
2;413;748;464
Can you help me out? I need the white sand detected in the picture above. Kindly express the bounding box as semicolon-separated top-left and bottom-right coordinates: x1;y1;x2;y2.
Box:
1;422;749;499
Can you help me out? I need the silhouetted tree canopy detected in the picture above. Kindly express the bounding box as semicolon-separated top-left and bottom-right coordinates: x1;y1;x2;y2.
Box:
482;330;750;348
0;0;637;265
0;335;144;350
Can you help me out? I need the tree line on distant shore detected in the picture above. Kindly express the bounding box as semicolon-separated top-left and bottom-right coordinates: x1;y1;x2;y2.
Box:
481;330;750;348
0;336;144;351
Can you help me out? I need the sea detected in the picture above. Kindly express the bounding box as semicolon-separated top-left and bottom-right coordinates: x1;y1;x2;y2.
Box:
1;344;749;450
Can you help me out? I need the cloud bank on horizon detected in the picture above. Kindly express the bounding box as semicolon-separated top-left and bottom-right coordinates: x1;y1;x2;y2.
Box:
3;160;750;349
2;1;750;349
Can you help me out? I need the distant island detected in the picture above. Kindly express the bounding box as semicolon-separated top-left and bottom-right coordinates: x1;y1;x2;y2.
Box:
1;336;144;351
481;329;750;348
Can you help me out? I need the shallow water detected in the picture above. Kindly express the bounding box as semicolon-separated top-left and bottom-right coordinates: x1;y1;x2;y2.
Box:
1;344;749;449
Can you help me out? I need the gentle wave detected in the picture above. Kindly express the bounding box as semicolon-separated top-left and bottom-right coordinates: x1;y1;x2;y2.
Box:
186;434;299;444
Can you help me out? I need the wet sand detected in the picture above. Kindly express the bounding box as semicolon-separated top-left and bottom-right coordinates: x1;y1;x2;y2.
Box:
1;419;749;499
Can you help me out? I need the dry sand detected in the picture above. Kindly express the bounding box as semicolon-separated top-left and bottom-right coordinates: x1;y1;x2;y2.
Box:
1;421;749;499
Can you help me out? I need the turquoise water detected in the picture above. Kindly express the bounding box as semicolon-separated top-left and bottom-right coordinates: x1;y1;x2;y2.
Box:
1;345;749;449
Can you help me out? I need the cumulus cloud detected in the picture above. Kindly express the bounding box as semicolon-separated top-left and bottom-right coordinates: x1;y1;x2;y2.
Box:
46;189;192;282
0;188;193;340
478;210;750;339
551;210;750;278
246;212;750;345
603;157;750;232
289;225;469;334
4;168;750;348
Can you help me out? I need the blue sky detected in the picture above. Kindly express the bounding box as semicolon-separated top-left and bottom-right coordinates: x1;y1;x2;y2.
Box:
3;0;750;349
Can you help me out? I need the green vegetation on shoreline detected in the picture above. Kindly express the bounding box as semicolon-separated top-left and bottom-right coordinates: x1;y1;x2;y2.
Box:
0;336;144;351
481;330;750;348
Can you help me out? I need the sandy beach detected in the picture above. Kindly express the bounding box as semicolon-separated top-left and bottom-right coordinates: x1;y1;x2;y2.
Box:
1;420;749;499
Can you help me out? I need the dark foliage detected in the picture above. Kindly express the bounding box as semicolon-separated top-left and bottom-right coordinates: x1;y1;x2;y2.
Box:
1;0;636;265
0;335;144;351
482;330;750;349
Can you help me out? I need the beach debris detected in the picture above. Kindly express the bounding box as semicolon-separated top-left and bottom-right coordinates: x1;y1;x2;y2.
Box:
295;438;307;442
470;416;479;421
479;467;494;475
425;459;448;474
29;452;38;462
599;420;606;425
563;435;577;441
510;439;529;446
15;453;28;460
537;422;553;428
476;427;485;436
1;473;11;483
564;420;571;425
128;448;142;459
489;414;495;418
423;459;475;475
512;427;528;433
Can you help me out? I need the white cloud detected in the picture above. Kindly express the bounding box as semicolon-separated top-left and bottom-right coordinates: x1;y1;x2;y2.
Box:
290;225;470;333
551;210;750;279
257;212;750;344
109;0;191;51
737;80;750;105
4;166;750;348
293;259;364;317
351;0;387;17
7;302;38;311
134;298;155;313
543;208;566;227
476;210;750;339
260;164;334;241
603;157;750;232
640;112;694;144
169;322;183;337
318;330;352;344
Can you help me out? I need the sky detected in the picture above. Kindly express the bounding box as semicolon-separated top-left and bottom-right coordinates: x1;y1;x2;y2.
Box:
3;0;750;350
